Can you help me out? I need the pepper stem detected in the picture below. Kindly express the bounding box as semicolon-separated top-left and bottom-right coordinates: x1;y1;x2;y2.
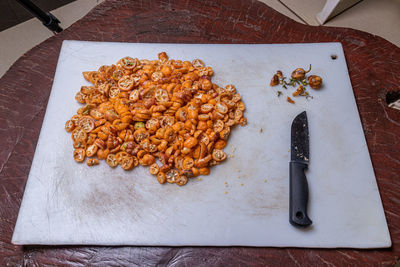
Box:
305;64;312;73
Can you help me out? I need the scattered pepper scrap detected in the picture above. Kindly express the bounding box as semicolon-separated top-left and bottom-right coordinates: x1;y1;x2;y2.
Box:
65;52;247;186
270;64;322;102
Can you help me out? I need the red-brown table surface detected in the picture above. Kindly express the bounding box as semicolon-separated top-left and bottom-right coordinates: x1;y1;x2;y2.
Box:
1;0;399;266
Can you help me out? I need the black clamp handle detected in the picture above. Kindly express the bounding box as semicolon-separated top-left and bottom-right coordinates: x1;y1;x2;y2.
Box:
16;0;63;33
43;12;63;33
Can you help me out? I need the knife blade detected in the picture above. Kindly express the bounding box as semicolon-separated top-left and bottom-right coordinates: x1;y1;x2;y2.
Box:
289;111;312;228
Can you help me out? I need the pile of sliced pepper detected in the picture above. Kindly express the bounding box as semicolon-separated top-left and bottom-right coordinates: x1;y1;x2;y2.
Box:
65;52;247;186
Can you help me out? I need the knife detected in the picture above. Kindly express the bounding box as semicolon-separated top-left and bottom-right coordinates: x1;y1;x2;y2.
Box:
289;111;312;228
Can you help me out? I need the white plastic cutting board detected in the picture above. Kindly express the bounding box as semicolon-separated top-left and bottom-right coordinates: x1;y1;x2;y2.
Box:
12;41;391;248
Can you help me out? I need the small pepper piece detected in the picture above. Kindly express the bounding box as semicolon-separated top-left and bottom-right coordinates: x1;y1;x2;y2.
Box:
287;96;295;104
291;68;306;80
308;75;323;89
270;74;280;86
292;85;305;96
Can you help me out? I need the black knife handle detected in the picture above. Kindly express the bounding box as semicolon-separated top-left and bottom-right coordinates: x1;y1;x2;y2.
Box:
289;161;312;227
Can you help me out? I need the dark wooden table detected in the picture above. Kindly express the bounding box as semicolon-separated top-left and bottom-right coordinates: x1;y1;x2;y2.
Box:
1;0;399;266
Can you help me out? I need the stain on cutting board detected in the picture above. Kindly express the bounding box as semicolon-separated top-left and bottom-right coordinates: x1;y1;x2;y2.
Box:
245;183;287;217
53;164;148;223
